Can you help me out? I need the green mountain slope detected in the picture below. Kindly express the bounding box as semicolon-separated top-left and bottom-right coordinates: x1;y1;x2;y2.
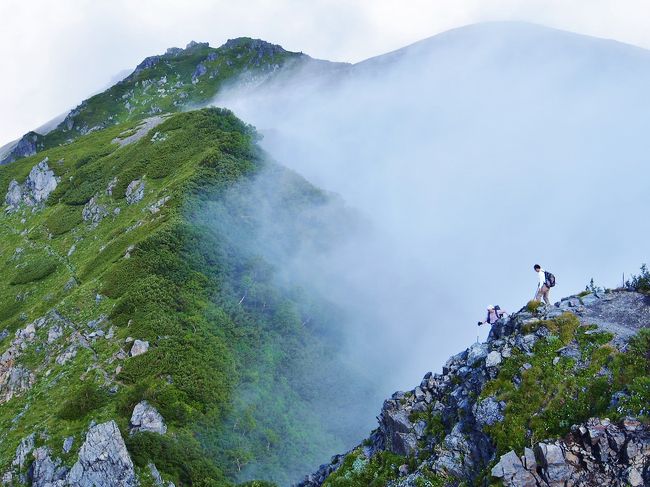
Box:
0;107;364;486
2;38;343;165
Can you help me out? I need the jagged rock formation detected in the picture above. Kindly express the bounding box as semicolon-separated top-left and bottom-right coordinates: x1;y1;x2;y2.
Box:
492;417;649;486
125;179;145;204
81;195;108;225
67;421;136;487
4;421;136;487
129;339;149;356
5;158;59;210
0;132;43;165
298;290;650;487
129;400;167;435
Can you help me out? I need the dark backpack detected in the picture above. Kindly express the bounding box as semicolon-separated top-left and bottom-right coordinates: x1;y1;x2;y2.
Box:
544;271;556;288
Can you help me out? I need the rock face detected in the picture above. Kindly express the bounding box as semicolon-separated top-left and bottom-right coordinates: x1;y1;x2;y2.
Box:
30;446;68;486
67;420;137;487
23;158;59;205
125;179;145;204
82;195;108;225
5;180;23;208
129;400;167;435
298;290;650;487
492;417;650;486
5;158;59;210
0;132;43;165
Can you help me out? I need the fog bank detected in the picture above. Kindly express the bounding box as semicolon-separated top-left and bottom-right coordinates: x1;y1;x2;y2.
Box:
209;22;650;479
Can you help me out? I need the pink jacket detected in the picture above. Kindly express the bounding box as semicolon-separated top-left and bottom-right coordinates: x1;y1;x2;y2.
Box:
481;308;507;325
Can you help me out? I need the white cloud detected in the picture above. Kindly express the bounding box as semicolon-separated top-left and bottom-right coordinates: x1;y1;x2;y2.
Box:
2;1;650;143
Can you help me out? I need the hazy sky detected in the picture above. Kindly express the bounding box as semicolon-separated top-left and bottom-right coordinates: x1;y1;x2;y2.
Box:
2;0;650;145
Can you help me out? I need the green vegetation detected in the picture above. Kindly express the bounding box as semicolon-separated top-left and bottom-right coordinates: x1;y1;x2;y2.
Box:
45;204;84;235
626;264;650;293
322;448;447;487
57;382;107;420
525;300;542;313
322;449;407;487
521;312;579;345
482;313;649;455
10;255;59;284
611;328;650;418
0;107;358;485
38;38;303;154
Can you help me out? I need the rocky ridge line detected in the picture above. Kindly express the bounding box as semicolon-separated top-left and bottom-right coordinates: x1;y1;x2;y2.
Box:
298;290;650;487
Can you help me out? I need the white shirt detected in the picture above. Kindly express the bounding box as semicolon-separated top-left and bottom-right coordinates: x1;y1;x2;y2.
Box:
537;269;546;288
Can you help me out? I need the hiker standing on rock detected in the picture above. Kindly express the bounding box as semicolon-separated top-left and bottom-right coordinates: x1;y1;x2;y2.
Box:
534;264;555;305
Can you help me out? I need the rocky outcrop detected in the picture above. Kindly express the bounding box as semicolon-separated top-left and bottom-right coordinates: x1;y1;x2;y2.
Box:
192;62;208;83
5;158;59;210
298;290;650;487
112;116;165;147
67;420;137;487
0;312;72;403
129;339;149;357
5;180;23;208
30;446;68;486
23;159;59;205
492;417;650;486
129;400;167;435
82;195;108;226
12;433;35;470
125;179;145;204
0;132;43;165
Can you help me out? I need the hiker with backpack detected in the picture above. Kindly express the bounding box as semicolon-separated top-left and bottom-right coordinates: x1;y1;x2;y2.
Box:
534;264;556;305
478;305;508;326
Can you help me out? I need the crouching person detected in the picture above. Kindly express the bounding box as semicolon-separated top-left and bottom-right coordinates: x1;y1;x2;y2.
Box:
478;305;508;326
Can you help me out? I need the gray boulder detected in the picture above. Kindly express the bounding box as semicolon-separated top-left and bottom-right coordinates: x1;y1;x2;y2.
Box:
535;442;570;485
23;158;58;205
491;450;538;487
192;63;208;83
130;400;167;435
474;396;505;428
130;339;149;357
12;433;35;469
82;196;108;225
67;420;136;487
62;436;74;454
485;350;502;368
125;179;145;204
5;180;22;208
466;342;488;366
30;447;67;487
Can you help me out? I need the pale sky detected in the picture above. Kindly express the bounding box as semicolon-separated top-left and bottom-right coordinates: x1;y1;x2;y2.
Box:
2;0;650;145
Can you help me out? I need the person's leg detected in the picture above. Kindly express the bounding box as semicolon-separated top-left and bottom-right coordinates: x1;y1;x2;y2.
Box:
535;287;543;302
542;285;550;305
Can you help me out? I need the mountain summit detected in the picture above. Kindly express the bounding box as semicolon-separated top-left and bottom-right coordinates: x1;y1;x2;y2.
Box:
0;37;340;166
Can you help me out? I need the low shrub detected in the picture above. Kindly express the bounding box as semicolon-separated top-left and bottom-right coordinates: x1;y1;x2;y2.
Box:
126;431;225;485
57;382;107;420
10;256;58;284
322;450;408;487
525;300;542;313
45;204;83;235
626;264;650;293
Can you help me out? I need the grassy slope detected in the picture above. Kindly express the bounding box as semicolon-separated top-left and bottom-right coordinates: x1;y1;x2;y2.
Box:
0;108;350;486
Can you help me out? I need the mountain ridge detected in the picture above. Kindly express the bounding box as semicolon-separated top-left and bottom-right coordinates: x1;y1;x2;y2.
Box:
8;20;650;166
297;289;650;486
